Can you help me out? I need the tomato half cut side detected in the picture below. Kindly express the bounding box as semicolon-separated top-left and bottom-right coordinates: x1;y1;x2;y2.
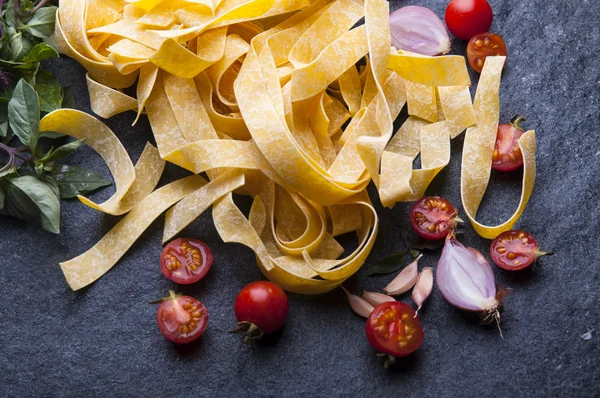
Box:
492;116;525;172
409;196;458;240
156;291;209;344
160;238;214;284
490;230;551;271
366;302;424;358
467;32;507;73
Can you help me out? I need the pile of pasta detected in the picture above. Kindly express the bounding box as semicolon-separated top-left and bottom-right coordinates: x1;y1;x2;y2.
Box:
48;0;536;293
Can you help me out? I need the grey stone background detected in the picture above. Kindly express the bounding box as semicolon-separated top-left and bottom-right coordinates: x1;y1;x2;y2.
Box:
1;0;598;396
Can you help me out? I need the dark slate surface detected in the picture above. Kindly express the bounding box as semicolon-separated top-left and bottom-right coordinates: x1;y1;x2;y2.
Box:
1;0;598;396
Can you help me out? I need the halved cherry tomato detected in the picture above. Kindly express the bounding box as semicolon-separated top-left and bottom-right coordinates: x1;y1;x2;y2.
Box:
409;196;458;240
467;32;507;73
490;230;552;271
492;116;525;172
445;0;493;41
233;281;289;337
156;291;208;344
160;238;213;284
366;302;424;358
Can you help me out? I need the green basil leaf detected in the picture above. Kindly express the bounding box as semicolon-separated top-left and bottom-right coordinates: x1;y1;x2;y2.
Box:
41;138;85;163
39;131;64;139
7;175;60;233
20;42;59;64
401;232;445;252
52;164;111;199
0;163;17;178
0;122;8;138
61;86;75;109
21;7;57;39
8;30;24;60
8;78;40;148
34;69;62;112
410;249;421;259
41;174;60;198
0;34;11;63
43;34;60;53
366;251;408;276
0;180;40;220
34;160;44;176
4;1;19;30
9;30;33;61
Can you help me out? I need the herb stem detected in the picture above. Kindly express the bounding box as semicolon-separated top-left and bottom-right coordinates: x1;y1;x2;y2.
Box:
31;0;49;14
14;0;25;18
0;142;28;160
14;0;48;18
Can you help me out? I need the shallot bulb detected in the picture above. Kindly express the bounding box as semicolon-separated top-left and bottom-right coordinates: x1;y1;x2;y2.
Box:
436;232;506;334
389;6;451;56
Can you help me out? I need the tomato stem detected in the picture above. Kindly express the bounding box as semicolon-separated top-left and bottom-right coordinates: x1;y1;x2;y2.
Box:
536;250;554;259
509;115;526;129
445;211;461;241
376;353;396;369
149;290;181;304
228;321;264;345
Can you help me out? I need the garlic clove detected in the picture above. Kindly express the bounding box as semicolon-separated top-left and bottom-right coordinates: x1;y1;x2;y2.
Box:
412;267;433;315
362;291;396;307
384;254;422;296
342;286;374;318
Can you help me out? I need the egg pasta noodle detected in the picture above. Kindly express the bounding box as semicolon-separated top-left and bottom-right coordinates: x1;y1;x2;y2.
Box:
51;0;536;292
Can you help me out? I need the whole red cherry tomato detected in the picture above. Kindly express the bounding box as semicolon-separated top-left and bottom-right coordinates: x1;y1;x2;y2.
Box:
155;291;208;344
366;302;424;367
445;0;493;41
160;238;214;284
231;281;289;342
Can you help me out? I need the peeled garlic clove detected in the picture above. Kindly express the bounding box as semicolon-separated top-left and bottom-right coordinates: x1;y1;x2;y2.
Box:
363;291;396;307
384;254;422;296
412;267;433;315
342;286;374;318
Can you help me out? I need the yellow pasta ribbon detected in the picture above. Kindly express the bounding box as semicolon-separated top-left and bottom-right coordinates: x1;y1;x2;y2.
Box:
460;56;537;239
53;0;536;293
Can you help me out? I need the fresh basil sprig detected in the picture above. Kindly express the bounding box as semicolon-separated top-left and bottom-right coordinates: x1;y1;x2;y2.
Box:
0;1;111;233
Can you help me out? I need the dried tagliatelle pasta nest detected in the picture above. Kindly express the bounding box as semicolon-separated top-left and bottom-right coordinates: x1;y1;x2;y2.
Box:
49;0;536;293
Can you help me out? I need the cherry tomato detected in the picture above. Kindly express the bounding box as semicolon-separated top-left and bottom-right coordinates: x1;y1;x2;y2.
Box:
490;230;551;271
234;281;289;335
160;238;214;284
409;196;458;240
445;0;493;41
492;116;525;172
467;32;507;73
366;302;424;358
156;291;208;344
